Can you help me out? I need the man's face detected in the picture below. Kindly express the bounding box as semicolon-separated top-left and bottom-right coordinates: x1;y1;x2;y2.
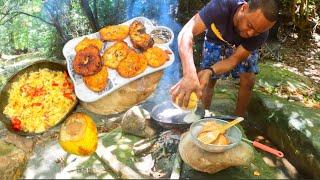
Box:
235;3;276;38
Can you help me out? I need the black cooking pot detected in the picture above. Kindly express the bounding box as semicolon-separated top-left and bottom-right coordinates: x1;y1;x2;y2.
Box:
150;101;238;130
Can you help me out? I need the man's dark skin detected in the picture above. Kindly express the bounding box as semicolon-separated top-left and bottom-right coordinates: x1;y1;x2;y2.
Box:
170;2;276;116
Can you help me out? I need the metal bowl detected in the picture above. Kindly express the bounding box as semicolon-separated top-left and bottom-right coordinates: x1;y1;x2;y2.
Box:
150;26;174;45
190;118;242;153
0;60;78;136
150;101;201;130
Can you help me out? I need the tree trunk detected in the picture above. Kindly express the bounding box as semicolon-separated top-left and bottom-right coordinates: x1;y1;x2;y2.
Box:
93;0;98;28
79;0;98;31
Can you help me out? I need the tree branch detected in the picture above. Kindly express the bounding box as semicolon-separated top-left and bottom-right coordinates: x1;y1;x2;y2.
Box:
16;11;54;26
0;11;54;26
0;13;19;25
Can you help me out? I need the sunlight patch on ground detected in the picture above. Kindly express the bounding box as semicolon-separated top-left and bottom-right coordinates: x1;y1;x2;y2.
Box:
23;140;111;179
113;133;122;141
288;112;312;137
103;143;117;152
275;100;284;108
305;130;312;137
134;154;154;175
23;141;67;179
119;144;130;150
55;155;102;179
305;119;314;127
100;174;115;179
120;138;132;143
289;112;305;131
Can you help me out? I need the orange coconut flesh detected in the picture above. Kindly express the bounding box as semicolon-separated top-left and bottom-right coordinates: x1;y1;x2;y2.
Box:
59;112;98;156
174;92;198;110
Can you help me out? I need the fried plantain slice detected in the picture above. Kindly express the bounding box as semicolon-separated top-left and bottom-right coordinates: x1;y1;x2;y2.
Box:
143;47;171;68
135;53;148;75
99;25;129;41
73;46;102;76
117;50;147;78
83;65;108;92
129;20;154;51
75;37;103;52
102;41;130;69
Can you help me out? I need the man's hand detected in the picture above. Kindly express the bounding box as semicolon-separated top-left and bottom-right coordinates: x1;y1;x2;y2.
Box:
170;74;202;108
198;69;213;91
171;13;206;108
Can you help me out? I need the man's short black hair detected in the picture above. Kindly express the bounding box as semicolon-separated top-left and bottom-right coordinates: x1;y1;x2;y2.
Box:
248;0;279;22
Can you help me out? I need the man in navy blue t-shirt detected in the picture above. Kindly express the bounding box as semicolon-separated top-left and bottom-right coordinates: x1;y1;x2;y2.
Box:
171;0;278;117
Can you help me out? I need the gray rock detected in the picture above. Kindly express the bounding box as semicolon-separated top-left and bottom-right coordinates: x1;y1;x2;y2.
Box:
247;91;320;178
179;131;279;179
179;132;254;174
4;132;35;154
0;140;27;180
121;106;156;138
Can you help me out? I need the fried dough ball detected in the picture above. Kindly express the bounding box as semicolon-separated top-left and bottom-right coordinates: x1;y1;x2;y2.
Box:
129;20;154;51
117;50;147;78
83;66;108;92
102;41;130;69
73;46;102;76
99;25;129;41
75;37;103;52
143;47;171;67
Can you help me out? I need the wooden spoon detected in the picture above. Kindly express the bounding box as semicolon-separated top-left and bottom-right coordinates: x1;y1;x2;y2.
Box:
197;117;244;144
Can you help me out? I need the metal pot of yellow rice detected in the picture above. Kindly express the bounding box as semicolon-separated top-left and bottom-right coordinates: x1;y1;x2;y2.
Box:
0;60;78;136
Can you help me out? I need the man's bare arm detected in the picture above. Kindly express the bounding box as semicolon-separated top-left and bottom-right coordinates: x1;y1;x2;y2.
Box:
171;13;207;107
178;13;206;78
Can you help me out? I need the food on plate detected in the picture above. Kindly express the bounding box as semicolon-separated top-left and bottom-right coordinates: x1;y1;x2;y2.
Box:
75;37;103;52
3;69;76;133
59;112;98;156
117;50;147;78
129;20;154;51
73;46;102;76
83;66;108;92
99;25;129;41
150;28;173;44
174;92;198;110
143;46;171;67
102;41;130;69
197;121;230;145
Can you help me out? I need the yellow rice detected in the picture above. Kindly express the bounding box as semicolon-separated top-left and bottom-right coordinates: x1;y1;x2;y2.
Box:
3;68;76;133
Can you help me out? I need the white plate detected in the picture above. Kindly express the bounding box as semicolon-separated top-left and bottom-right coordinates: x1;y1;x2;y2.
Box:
62;17;175;102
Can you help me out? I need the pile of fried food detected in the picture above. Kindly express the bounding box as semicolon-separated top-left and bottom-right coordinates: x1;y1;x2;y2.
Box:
72;20;171;92
197;121;230;145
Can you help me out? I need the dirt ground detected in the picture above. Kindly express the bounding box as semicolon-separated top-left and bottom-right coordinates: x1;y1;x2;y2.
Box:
261;31;320;85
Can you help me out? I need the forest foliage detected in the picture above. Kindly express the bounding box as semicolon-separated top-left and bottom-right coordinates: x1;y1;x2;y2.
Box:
0;0;319;59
